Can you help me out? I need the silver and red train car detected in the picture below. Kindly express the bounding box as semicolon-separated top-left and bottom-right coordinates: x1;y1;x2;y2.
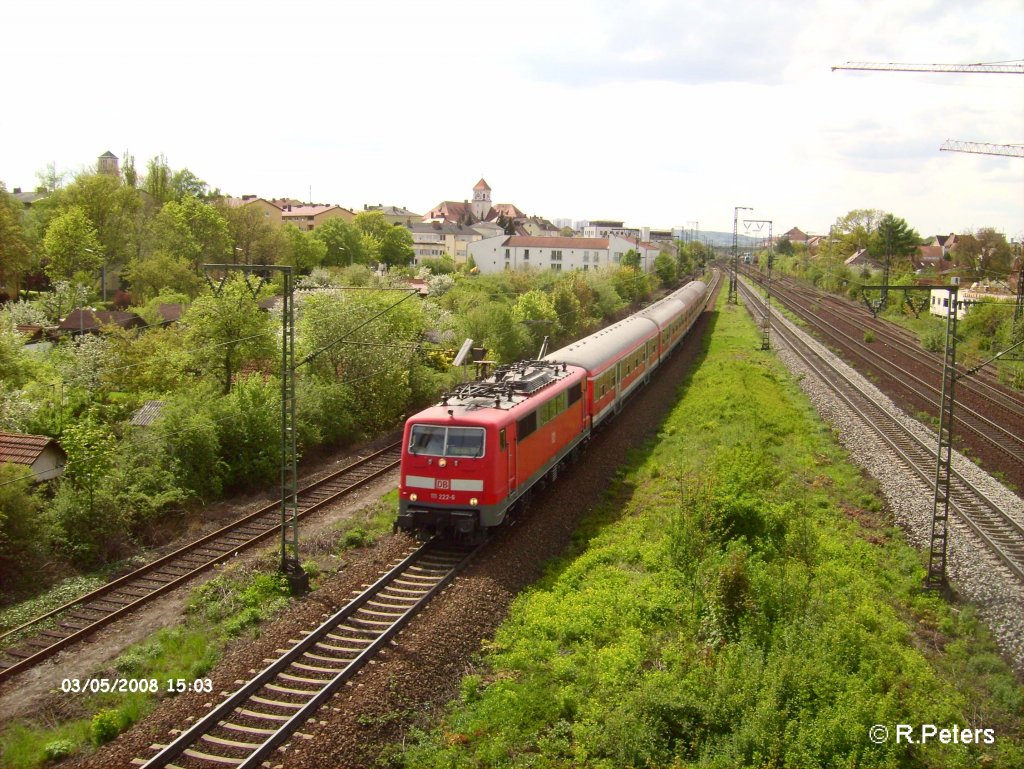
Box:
395;277;712;537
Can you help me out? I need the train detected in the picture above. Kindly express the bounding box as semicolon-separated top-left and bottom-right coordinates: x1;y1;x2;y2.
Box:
395;274;715;538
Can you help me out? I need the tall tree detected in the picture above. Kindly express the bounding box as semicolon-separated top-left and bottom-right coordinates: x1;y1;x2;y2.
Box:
59;172;142;270
869;213;920;274
955;228;1014;279
219;202;288;266
42;206;104;283
353;211;414;268
171;168;209;201
184;276;275;393
0;190;31;297
279;223;327;272
831;208;886;255
148;196;231;269
312;217;368;267
143;154;174;208
35;161;67;193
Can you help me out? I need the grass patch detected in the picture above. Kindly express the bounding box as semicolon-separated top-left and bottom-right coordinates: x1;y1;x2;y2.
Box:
400;293;1024;768
0;575;107;648
0;558;293;768
334;489;400;554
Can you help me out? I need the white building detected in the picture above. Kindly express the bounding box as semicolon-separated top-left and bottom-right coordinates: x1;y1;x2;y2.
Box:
467;235;658;274
928;281;1014;319
580;220;640;239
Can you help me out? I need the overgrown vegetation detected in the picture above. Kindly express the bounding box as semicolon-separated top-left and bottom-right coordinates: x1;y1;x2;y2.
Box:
2;157;677;601
400;292;1024;768
764;209;1023;391
0;558;290;768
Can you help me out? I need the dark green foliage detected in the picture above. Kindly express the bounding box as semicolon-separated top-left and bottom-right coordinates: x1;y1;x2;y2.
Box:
155;392;225;500
213;375;281;490
0;463;44;589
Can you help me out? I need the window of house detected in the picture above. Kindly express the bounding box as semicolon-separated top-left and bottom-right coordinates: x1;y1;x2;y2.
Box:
505;249;510;259
551;250;562;261
523;249;530;260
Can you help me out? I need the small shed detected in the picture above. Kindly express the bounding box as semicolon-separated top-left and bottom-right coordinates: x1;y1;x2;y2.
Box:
0;432;66;482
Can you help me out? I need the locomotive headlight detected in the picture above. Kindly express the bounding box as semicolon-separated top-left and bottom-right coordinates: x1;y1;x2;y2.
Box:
438;458;447;468
409;493;418;502
470;497;479;506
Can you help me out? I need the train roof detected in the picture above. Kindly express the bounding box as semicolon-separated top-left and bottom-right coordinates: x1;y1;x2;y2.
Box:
409;361;586;425
544;315;658;372
636;280;708;325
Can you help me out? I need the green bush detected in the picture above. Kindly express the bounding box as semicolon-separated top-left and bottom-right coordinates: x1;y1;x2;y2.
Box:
89;710;121;746
43;739;75;761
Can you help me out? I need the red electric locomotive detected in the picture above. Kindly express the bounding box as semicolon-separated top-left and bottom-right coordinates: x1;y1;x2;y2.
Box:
395;360;588;536
395;277;712;537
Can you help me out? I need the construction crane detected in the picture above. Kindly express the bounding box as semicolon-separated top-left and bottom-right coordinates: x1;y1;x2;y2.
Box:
833;60;1023;160
832;61;1024;74
939;140;1024;158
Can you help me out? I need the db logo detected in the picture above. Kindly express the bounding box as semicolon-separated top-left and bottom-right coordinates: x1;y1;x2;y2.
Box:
435;479;451;490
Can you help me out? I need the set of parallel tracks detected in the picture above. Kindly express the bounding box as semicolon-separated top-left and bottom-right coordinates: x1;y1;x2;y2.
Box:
136;539;477;769
0;444;402;684
743;268;1024;473
739;279;1024;583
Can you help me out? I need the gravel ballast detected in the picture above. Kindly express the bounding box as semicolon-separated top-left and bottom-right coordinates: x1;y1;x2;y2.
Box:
758;294;1024;675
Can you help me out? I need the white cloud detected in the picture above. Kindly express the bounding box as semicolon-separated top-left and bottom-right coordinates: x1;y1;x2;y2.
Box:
2;0;1021;240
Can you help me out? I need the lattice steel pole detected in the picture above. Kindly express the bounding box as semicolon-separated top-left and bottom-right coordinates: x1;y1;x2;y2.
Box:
744;219;773;349
204;264;303;591
925;282;959;591
729;206;752;304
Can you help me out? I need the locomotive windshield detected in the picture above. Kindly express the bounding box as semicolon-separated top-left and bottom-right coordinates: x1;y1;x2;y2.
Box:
408;425;485;458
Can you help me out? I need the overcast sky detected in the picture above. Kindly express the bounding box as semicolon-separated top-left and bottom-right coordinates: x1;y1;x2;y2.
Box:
4;0;1022;239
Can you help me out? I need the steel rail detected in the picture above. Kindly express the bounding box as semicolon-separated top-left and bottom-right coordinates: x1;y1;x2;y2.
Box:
0;444;402;683
744;271;1024;467
740;280;1024;582
756;270;1024;419
139;538;478;769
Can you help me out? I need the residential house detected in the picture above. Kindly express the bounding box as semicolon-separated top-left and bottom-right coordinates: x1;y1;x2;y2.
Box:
280;204;356;232
519;217;560;237
844;249;882;272
581;220;640;239
407;221;494;265
424;179;526;228
0;432;66;482
780;226;809;244
468;234;658;275
362;204;421;225
222;196;284;226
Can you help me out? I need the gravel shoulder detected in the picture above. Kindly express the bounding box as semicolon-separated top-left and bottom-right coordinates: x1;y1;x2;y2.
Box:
760;294;1024;674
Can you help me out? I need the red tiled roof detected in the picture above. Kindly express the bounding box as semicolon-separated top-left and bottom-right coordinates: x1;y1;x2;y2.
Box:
473;178;491;191
0;432;59;466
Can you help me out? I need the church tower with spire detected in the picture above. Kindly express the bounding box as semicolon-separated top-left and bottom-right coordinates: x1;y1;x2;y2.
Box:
471;178;492;221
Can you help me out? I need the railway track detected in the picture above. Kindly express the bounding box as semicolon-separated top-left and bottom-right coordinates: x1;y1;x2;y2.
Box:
760;270;1024;421
743;268;1024;477
739;279;1024;583
136;538;477;769
0;444;402;684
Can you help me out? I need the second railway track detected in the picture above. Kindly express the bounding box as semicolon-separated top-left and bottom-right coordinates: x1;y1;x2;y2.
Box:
739;278;1024;583
743;267;1024;482
0;443;402;684
136;538;477;769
